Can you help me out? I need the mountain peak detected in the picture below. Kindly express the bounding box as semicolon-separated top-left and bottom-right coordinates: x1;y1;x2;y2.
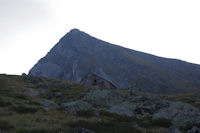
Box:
69;28;81;33
29;29;200;94
67;28;88;38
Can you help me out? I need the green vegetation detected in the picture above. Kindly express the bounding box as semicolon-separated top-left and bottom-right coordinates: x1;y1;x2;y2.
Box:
11;105;40;114
179;123;200;132
0;74;92;133
76;109;96;117
99;110;171;129
152;118;172;128
0;118;14;131
16;127;59;133
70;120;142;133
0;97;12;107
0;74;199;133
166;93;200;109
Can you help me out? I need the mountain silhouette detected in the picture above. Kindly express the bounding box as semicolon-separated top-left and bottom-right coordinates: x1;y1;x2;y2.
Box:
29;29;200;94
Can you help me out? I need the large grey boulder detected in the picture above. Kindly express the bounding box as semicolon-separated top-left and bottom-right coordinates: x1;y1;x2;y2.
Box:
29;29;200;94
107;101;136;116
83;89;123;107
128;95;170;118
164;127;183;133
37;98;58;107
152;102;200;127
62;100;98;116
106;94;170;118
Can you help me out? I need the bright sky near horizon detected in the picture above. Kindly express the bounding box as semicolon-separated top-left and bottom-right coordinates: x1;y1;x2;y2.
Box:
0;0;200;75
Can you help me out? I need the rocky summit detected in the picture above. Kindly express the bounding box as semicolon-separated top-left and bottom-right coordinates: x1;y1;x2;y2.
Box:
29;29;200;94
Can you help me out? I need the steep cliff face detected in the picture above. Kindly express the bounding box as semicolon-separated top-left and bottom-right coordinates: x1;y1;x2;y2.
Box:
29;29;200;94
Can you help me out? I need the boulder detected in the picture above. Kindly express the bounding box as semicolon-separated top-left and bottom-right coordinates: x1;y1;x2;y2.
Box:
37;98;58;107
62;100;98;116
107;101;136;116
24;89;39;96
165;127;183;133
153;102;200;127
54;92;62;97
130;95;148;102
129;95;170;118
83;89;123;107
73;127;95;133
186;126;200;133
133;103;154;118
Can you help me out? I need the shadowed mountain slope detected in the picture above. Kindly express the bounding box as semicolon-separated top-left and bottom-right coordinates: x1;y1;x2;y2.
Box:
29;29;200;94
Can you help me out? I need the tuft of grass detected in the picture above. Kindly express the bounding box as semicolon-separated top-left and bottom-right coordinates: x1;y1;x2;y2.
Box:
99;110;134;122
70;120;142;133
165;92;200;110
0;118;14;131
76;109;97;117
0;97;12;107
11;105;40;114
100;110;171;129
16;127;59;133
152;118;172;128
179;123;200;132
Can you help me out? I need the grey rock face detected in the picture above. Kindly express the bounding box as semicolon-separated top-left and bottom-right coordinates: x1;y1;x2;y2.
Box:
29;29;200;94
83;89;123;107
153;102;200;127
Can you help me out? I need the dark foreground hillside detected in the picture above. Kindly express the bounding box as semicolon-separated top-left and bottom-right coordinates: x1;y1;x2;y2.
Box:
0;74;200;133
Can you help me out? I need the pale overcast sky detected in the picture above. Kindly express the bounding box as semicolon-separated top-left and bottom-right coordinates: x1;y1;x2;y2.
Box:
0;0;200;75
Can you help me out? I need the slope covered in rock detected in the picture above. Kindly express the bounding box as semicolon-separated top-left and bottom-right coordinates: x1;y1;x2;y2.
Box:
1;74;200;133
29;29;200;94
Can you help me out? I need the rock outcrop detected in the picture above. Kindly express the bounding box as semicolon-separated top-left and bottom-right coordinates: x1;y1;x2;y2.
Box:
61;100;98;116
152;102;200;127
83;89;123;107
107;101;136;116
187;126;200;133
37;98;58;108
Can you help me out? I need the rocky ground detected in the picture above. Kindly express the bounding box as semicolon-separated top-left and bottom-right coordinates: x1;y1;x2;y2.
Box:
0;74;200;133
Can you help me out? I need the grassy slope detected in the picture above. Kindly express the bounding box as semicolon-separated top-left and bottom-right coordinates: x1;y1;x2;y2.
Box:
0;74;200;133
0;74;92;133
